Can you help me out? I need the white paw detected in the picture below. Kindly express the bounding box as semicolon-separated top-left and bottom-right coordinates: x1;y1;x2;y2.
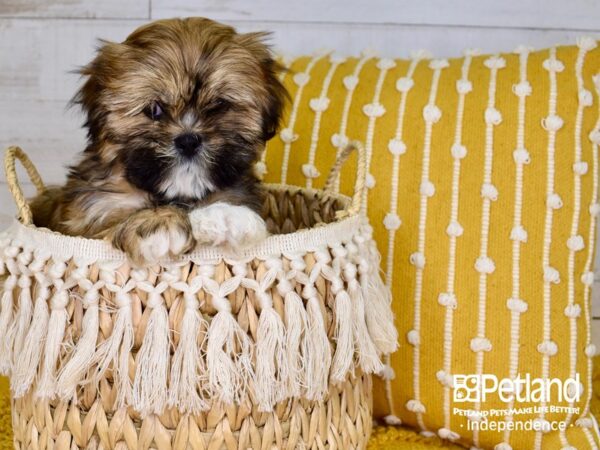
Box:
139;227;191;263
189;202;268;251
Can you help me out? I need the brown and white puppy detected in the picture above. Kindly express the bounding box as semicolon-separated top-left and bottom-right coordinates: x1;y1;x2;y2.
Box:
31;17;287;266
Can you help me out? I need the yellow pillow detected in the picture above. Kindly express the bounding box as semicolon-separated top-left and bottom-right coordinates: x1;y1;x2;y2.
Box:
263;40;600;449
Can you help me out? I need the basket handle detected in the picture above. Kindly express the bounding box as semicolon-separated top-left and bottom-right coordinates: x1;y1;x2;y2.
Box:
4;146;46;225
324;140;367;218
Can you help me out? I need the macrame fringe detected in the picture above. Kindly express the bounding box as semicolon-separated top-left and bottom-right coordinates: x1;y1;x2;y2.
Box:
283;290;309;397
206;308;254;405
36;289;69;398
349;279;384;374
8;275;33;369
330;289;354;383
305;296;332;400
255;303;289;411
94;281;135;408
132;282;170;417
12;280;50;397
55;281;102;401
361;249;399;354
0;275;17;375
0;226;396;412
168;293;209;414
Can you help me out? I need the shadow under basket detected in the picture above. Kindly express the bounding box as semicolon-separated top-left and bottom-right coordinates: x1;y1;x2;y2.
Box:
0;144;397;449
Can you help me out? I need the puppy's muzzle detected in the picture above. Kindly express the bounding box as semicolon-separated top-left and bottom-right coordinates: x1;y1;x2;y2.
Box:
174;133;203;158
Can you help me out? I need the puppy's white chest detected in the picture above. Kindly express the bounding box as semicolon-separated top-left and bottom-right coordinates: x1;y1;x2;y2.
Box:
159;164;214;200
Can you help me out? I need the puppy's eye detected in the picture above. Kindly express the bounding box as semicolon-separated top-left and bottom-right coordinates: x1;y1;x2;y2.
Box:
206;98;231;115
144;101;164;121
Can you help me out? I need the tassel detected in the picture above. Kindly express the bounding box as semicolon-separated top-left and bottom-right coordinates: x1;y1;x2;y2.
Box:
12;276;51;397
0;275;17;375
206;307;254;404
9;273;34;366
359;245;398;354
242;268;288;411
55;280;104;401
169;277;209;414
319;262;354;383
168;280;209;414
94;280;136;408
330;287;354;383
255;290;288;411
343;241;387;369
349;278;384;373
133;281;170;417
345;262;384;374
282;288;309;397
305;294;331;400
36;287;70;399
204;272;254;405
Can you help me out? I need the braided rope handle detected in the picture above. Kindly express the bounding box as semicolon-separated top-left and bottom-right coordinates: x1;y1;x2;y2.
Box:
4;146;46;225
324;140;367;218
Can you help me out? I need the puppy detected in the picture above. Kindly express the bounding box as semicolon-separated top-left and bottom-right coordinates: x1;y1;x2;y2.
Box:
31;18;287;266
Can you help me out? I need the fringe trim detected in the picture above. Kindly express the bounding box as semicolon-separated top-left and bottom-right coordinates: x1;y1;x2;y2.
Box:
206;307;254;404
255;296;289;410
9;274;33;370
133;281;170;417
348;278;384;374
0;222;397;413
36;288;69;398
0;275;17;375
243;269;290;411
12;279;50;397
361;243;399;354
330;289;355;383
93;281;135;408
168;278;210;414
283;290;309;397
305;296;332;400
55;280;104;401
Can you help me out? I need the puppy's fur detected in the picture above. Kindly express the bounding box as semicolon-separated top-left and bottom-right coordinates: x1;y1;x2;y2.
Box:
31;18;287;266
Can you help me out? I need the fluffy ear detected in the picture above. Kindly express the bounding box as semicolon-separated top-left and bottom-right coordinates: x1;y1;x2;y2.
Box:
260;57;288;142
71;40;125;143
237;32;289;142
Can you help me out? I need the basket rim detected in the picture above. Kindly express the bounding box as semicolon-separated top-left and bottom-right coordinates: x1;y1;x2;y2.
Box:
2;184;364;263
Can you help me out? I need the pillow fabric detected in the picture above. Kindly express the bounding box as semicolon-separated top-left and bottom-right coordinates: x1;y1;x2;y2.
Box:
263;40;600;449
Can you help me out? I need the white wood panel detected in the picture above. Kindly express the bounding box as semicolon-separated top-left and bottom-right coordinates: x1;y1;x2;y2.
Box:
593;319;600;350
0;0;148;19
226;21;600;58
0;182;37;230
0;19;144;102
1;98;87;184
152;0;600;32
593;282;600;318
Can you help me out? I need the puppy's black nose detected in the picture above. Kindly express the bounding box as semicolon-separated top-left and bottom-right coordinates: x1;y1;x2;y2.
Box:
174;133;202;157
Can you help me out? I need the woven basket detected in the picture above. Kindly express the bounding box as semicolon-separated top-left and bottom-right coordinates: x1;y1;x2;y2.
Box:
0;144;397;449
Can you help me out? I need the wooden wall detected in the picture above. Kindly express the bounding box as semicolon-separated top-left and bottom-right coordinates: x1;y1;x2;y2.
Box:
1;0;599;338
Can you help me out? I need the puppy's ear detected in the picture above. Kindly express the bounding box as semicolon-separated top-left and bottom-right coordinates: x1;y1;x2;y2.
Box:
72;40;125;143
260;58;288;142
237;32;289;142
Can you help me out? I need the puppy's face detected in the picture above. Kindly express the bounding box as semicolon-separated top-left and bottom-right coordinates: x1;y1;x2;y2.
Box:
76;18;286;203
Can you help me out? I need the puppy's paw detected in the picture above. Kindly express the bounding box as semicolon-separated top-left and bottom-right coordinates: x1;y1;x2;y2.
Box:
189;202;268;251
110;207;195;267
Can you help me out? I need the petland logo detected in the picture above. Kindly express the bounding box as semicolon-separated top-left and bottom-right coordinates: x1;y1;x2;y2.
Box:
453;373;582;403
